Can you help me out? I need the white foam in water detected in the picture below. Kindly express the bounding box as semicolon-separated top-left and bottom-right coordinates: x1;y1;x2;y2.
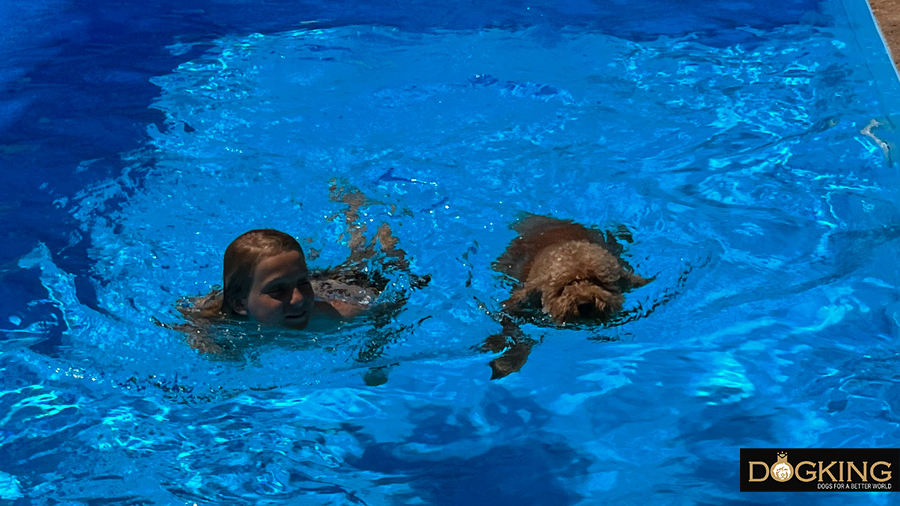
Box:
0;472;22;500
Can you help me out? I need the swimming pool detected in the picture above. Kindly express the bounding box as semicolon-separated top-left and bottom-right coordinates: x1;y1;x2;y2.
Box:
2;0;900;503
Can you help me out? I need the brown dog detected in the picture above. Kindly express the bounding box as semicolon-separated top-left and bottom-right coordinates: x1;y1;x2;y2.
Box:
484;215;649;378
496;215;649;322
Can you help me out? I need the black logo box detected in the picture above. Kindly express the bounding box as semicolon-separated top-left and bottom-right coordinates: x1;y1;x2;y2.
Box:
740;448;899;492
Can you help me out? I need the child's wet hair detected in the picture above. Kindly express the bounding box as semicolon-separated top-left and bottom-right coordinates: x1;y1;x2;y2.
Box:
222;229;305;315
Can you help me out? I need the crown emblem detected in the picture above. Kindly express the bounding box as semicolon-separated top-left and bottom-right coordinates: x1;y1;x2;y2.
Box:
770;451;793;482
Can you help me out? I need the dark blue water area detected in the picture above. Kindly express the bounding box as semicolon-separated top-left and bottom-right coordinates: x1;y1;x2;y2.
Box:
2;0;900;504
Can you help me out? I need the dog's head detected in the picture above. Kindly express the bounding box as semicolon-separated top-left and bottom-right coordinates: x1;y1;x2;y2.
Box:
542;278;625;323
524;241;647;324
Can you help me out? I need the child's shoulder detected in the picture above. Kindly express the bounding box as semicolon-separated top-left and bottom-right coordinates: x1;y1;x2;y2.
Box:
311;278;379;320
312;278;379;304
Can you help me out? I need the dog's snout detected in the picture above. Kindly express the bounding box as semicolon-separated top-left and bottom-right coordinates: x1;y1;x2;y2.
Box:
577;302;594;317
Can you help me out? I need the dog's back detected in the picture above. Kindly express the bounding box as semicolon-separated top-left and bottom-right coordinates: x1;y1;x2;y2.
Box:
494;214;622;282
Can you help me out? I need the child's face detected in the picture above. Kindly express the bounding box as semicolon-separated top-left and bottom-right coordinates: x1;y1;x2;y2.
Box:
237;250;315;329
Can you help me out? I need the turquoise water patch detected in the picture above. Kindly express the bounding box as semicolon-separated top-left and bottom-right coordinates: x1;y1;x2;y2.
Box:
0;472;22;500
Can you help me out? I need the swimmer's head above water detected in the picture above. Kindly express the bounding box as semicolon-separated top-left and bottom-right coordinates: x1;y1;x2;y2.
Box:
222;229;316;330
181;226;374;333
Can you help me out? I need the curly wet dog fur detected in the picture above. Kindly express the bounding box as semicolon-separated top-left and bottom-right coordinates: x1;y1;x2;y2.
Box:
505;240;648;322
484;215;649;379
496;215;648;324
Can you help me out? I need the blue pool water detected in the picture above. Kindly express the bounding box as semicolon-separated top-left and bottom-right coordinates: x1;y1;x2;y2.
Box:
2;0;900;504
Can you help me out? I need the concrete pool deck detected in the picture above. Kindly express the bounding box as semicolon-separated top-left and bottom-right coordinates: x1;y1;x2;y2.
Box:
869;0;900;69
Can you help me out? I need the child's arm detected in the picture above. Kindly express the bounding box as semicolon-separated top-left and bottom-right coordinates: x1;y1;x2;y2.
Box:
312;278;377;320
315;299;366;319
154;317;224;354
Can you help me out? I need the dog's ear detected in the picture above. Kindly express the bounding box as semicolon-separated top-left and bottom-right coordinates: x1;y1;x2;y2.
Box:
619;270;651;290
592;288;625;316
502;288;544;321
505;286;538;309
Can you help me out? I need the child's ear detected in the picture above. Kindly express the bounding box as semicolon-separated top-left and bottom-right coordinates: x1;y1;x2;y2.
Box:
233;299;248;316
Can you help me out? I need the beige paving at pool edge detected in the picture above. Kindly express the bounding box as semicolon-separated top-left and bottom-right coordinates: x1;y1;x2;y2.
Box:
864;0;900;165
869;0;900;70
